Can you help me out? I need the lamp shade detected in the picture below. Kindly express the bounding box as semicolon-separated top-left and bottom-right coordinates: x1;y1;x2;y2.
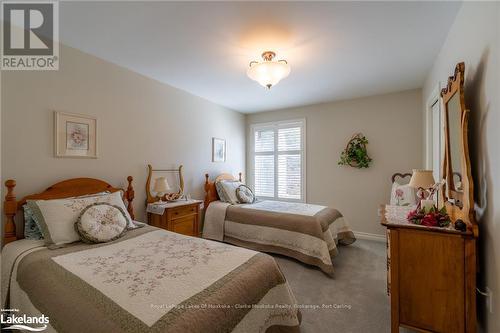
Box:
409;169;435;189
153;177;171;193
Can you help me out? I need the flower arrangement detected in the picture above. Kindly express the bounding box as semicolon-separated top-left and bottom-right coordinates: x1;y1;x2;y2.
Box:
338;133;372;169
407;205;451;228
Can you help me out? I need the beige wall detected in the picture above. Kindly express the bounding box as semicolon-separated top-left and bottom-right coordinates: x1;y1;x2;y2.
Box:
246;89;423;236
422;2;499;332
1;45;246;224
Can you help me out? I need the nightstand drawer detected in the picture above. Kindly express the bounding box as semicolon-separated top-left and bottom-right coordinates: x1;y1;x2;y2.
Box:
172;216;197;236
171;204;197;219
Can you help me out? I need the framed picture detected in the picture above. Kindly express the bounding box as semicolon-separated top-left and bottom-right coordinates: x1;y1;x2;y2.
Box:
54;111;97;158
212;137;226;162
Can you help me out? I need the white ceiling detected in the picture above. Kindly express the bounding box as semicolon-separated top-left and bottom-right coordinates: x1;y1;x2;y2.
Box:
59;1;460;113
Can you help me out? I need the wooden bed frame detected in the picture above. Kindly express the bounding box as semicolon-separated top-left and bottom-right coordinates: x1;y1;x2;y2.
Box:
204;172;242;209
3;176;135;246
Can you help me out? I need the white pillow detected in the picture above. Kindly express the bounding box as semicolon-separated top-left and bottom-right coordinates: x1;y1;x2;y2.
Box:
216;180;243;204
75;203;128;243
390;182;417;206
27;191;133;248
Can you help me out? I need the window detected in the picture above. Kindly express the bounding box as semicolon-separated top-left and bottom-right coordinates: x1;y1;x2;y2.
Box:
251;119;305;202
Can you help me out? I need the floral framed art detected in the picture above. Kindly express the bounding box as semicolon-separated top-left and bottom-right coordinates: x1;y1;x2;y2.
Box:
212;137;226;162
54;111;97;158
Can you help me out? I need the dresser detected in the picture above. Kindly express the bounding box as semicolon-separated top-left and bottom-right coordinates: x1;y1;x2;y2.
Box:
147;200;202;237
381;206;476;333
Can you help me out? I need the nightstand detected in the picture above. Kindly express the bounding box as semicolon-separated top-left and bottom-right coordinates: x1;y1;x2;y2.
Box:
381;205;476;333
147;200;202;237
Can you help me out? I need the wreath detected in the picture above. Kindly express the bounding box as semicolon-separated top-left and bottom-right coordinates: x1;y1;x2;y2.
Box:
338;133;372;168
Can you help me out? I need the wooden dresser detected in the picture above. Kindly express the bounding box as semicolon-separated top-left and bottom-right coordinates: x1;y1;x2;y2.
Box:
381;207;476;333
148;200;202;237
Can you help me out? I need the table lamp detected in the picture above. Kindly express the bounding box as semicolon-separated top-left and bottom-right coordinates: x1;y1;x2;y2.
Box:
409;169;435;210
153;177;171;202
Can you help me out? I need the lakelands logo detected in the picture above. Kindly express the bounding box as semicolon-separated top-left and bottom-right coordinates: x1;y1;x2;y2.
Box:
1;1;59;70
1;309;49;331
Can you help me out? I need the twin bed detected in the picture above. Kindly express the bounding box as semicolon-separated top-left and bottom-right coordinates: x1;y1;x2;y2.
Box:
1;177;300;333
203;173;356;276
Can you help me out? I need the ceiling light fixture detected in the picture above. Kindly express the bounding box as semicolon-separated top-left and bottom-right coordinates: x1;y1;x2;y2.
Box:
247;51;291;89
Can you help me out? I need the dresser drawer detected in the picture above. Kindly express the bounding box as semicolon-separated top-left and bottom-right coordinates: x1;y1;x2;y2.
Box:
172;216;197;236
170;204;197;220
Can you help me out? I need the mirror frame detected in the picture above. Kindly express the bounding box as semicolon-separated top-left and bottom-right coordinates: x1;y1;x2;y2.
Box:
440;62;476;232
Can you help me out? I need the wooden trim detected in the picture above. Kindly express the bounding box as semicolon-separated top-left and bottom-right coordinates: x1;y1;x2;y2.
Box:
389;228;400;333
126;176;135;220
440;62;476;231
3;176;135;246
465;238;477;333
4;180;17;245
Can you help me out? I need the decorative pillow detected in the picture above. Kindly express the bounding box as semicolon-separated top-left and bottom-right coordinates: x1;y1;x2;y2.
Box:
23;191;110;240
236;185;255;204
75;203;127;243
27;191;133;248
215;180;243;204
390;182;417;206
23;205;43;240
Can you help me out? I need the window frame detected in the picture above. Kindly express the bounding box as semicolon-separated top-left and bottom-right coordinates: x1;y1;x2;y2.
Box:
249;118;306;202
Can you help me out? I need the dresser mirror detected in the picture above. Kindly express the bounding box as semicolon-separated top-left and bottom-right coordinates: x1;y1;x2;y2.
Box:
440;62;476;230
447;92;464;196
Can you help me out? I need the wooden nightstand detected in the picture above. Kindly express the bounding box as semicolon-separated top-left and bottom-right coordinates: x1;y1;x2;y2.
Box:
147;200;202;237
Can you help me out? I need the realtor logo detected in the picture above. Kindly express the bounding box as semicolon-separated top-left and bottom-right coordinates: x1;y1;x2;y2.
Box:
1;308;49;331
1;1;59;70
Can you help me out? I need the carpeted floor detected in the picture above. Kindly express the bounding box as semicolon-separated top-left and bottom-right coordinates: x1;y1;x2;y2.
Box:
272;239;391;333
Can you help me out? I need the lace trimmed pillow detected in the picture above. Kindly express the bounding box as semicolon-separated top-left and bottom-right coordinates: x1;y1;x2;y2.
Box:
75;203;128;243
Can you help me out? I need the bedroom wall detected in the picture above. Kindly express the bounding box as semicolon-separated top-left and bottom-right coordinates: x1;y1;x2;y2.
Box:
422;2;499;332
246;89;423;237
1;44;246;225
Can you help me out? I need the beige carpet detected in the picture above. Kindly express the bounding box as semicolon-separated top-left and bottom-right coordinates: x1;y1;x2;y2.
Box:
272;239;390;333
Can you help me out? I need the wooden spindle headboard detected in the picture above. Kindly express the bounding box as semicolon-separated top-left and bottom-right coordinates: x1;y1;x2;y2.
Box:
3;176;135;246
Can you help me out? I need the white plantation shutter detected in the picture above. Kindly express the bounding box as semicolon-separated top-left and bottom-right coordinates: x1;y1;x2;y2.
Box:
251;120;305;202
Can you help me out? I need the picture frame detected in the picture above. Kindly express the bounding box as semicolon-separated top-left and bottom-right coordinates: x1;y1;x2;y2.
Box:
212;137;226;162
54;111;97;158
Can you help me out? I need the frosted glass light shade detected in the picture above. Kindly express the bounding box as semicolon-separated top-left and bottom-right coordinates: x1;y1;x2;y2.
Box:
247;51;291;89
247;61;291;89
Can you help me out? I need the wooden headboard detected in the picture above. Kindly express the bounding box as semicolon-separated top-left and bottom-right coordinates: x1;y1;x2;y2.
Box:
204;172;242;209
3;176;135;246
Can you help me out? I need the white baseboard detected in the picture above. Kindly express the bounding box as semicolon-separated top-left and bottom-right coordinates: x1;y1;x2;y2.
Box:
353;231;386;243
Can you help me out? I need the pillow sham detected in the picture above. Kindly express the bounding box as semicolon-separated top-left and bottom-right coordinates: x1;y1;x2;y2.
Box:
75;203;128;243
215;180;243;204
236;185;255;204
390;182;417;206
23;191;110;240
27;191;133;248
